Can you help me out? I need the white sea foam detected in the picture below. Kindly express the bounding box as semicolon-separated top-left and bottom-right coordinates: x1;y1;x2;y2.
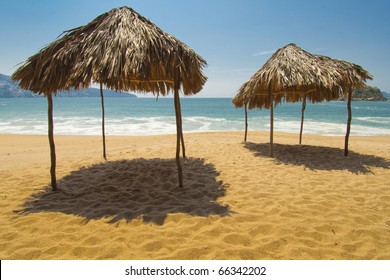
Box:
1;115;389;136
107;117;177;136
1;99;389;136
355;116;390;124
265;118;390;136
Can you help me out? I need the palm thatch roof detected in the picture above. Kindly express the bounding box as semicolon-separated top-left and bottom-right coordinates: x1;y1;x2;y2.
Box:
232;43;372;109
12;6;207;95
232;43;372;157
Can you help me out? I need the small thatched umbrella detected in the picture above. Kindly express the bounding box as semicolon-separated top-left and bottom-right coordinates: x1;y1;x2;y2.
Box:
12;6;207;190
232;43;372;156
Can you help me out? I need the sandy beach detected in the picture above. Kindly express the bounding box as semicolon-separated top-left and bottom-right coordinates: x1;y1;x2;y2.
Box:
1;131;390;260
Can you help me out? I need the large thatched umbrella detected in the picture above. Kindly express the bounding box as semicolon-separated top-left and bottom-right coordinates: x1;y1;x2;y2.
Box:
232;43;372;156
12;6;207;190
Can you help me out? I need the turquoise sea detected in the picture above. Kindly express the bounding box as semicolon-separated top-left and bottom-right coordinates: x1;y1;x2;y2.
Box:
0;97;389;136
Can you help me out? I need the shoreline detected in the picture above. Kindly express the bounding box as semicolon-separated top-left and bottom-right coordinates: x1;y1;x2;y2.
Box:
2;129;390;137
2;99;390;137
1;132;390;259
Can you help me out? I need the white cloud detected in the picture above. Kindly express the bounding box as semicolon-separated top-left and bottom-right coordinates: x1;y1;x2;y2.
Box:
253;50;275;56
207;67;258;74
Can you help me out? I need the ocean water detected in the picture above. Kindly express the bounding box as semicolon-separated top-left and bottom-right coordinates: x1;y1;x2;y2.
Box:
0;97;389;136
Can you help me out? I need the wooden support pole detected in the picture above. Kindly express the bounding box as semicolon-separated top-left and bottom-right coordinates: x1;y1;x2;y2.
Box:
47;94;57;191
180;128;186;158
100;82;107;160
344;87;353;156
244;102;248;142
176;89;186;158
299;94;307;145
174;73;184;188
269;86;274;157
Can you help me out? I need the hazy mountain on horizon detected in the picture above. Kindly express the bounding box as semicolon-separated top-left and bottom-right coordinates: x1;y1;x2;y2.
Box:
0;73;137;98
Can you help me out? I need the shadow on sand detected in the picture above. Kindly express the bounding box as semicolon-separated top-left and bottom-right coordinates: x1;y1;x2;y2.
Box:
17;158;231;225
244;142;390;174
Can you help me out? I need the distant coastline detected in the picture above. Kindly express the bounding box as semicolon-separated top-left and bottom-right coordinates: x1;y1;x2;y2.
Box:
345;86;388;102
0;73;137;98
1;73;389;101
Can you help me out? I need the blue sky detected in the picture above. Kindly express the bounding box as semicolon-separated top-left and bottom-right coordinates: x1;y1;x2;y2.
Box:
1;0;389;97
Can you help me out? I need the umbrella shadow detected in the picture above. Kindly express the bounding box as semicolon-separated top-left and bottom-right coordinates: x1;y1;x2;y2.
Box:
17;158;231;225
244;142;390;174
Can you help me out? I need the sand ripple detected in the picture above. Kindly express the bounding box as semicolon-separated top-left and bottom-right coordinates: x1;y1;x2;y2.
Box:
1;132;390;259
17;158;231;225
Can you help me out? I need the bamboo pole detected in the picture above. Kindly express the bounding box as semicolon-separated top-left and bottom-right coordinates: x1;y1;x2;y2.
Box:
269;85;274;157
47;94;57;191
299;94;307;145
100;82;107;160
344;87;353;156
244;102;248;142
174;71;184;188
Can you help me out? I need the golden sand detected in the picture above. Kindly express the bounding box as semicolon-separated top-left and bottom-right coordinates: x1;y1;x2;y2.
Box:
1;132;390;259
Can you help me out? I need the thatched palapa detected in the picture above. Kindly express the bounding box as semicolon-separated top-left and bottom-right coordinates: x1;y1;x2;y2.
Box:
12;6;207;190
232;43;372;156
13;6;207;95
